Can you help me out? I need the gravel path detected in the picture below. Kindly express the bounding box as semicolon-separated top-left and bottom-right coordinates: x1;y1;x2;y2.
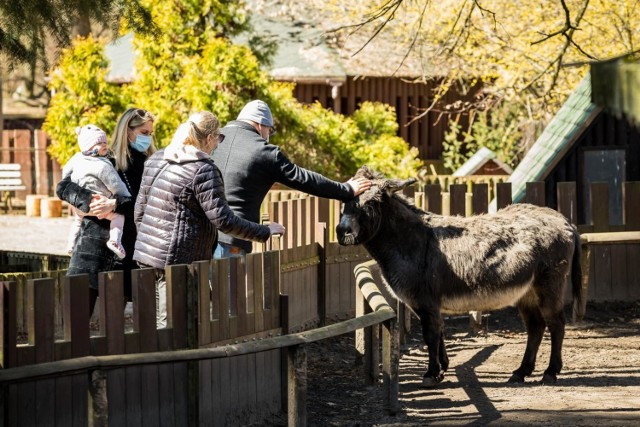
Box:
0;213;72;255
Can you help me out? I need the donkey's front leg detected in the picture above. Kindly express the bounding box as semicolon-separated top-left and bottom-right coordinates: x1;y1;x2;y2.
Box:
416;308;445;387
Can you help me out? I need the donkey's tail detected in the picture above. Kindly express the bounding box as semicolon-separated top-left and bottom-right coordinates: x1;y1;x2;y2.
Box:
571;227;584;322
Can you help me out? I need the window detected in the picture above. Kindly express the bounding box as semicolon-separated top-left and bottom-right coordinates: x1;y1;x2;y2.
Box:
582;149;626;225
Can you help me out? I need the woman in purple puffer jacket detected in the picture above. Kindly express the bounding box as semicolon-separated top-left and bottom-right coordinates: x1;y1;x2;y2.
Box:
133;111;285;327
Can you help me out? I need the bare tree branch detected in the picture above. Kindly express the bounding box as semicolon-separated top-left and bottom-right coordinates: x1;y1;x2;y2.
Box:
440;0;475;55
531;0;574;45
393;0;430;75
522;0;592;95
324;0;404;56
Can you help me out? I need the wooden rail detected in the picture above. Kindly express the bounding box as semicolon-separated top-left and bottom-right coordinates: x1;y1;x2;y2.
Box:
353;260;402;415
0;261;398;426
0;310;394;383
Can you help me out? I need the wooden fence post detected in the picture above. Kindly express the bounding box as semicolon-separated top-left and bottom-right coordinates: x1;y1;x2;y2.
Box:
382;316;400;415
89;369;108;427
287;344;307;427
496;182;512;210
175;264;200;427
557;182;578;224
424;184;442;214
1;280;17;369
316;222;327;326
624;182;640;230
355;283;379;384
280;293;290;415
525;181;545;206
449;184;466;216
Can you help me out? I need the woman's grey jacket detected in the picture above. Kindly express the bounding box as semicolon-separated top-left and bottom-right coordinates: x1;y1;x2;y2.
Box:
133;148;270;269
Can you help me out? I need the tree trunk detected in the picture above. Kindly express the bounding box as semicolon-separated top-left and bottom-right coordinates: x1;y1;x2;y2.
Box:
73;14;92;38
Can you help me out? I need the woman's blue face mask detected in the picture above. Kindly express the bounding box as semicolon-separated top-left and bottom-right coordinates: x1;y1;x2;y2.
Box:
130;134;152;152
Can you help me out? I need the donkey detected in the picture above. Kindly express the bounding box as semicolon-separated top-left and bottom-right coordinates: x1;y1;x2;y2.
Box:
337;166;582;387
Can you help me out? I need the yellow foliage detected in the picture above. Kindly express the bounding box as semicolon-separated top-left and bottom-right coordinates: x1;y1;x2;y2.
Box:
311;0;640;122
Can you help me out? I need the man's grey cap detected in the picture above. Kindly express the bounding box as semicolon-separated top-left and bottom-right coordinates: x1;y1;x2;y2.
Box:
237;100;274;127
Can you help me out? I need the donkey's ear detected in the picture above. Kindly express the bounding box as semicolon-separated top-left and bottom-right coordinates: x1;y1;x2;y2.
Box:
356;165;376;179
382;178;417;194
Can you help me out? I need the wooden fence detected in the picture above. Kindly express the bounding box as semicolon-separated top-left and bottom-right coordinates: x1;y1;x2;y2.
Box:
2;180;639;336
0;130;62;200
1;180;639;426
411;180;640;302
0;257;284;426
0;258;403;426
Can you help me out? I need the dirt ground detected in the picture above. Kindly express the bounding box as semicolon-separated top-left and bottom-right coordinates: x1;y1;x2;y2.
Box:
291;302;640;427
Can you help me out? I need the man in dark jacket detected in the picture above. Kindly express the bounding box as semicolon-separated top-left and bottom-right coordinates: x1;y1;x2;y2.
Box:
211;100;370;256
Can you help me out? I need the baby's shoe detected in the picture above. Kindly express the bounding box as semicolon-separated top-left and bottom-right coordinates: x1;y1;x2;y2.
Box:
107;240;126;259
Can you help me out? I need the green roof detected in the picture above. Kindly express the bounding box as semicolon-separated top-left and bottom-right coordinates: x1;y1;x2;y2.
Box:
491;74;598;210
236;12;346;83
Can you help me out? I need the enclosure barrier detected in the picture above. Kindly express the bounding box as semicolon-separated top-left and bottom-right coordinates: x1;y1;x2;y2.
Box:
575;231;640;322
353;260;405;415
0;260;398;427
2;180;639;425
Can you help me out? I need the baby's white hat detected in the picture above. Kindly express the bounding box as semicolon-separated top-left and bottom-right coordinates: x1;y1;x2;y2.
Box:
76;124;107;153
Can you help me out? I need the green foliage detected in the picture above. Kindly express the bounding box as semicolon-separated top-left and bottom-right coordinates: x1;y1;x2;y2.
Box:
442;122;467;173
0;0;154;66
318;0;640;162
44;0;423;181
442;101;523;172
125;0;253;146
351;103;423;179
285;101;423;180
43;36;130;165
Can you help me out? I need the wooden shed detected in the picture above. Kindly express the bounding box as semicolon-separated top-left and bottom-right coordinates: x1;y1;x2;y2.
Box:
452;147;513;177
247;4;479;164
492;74;640;225
488;74;640;303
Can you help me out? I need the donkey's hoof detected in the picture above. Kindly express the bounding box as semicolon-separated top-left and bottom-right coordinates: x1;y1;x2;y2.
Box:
421;372;445;388
541;373;557;384
507;373;525;383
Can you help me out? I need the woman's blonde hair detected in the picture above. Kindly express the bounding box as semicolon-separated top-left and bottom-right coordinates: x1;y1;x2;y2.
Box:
110;108;157;171
172;111;220;149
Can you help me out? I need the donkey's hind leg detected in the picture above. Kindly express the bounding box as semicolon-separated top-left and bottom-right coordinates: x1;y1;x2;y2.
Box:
509;300;545;383
539;313;565;383
536;264;570;383
539;300;566;383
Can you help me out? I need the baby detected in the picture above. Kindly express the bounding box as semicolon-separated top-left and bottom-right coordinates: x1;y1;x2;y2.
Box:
63;124;131;259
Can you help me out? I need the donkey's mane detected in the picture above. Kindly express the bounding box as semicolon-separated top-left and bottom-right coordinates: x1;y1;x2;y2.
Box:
390;191;427;217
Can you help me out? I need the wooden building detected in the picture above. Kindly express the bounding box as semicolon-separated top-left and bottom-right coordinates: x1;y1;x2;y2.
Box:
452;147;513;177
493;74;640;225
250;6;479;165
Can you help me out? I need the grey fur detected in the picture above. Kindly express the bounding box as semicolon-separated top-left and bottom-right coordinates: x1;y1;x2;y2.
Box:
337;166;582;387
